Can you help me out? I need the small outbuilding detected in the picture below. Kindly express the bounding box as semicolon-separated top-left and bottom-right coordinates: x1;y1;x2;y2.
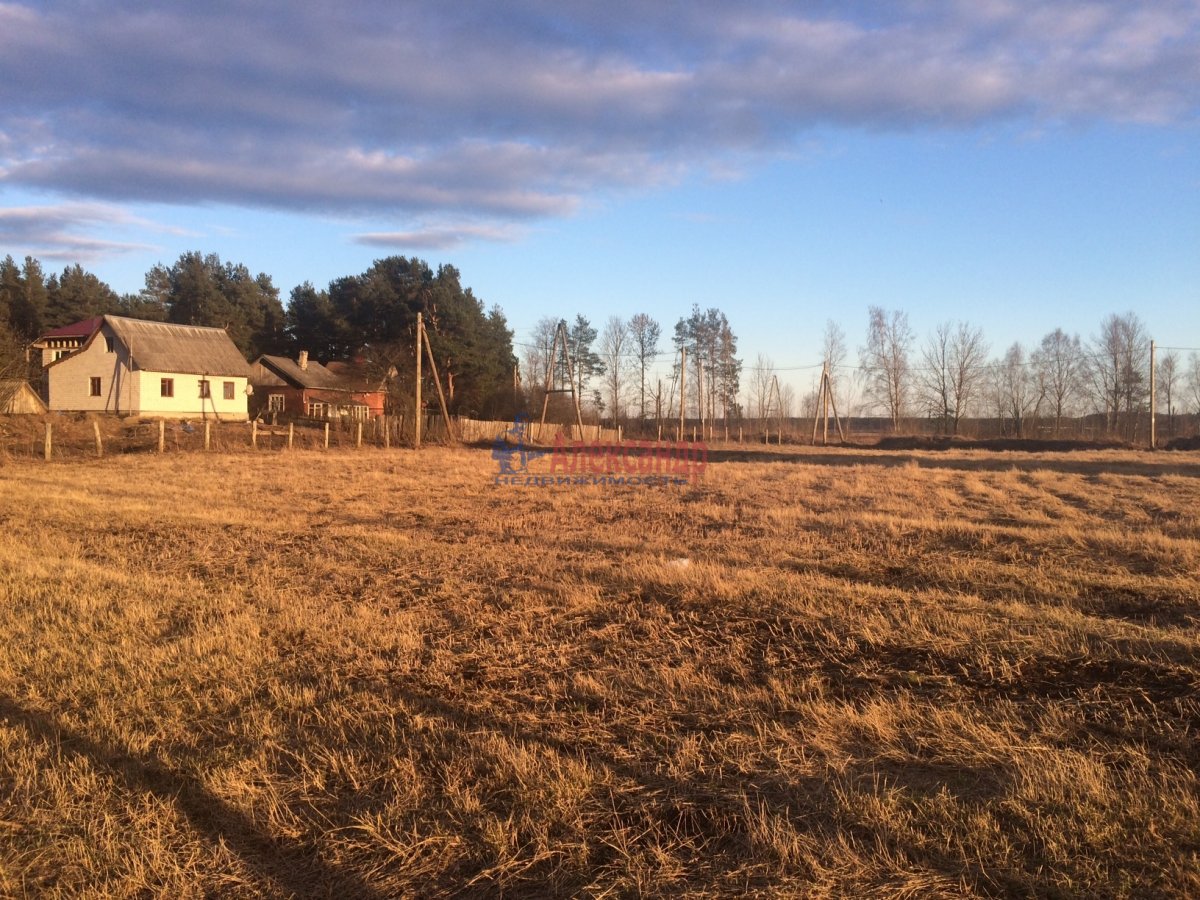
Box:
0;380;48;415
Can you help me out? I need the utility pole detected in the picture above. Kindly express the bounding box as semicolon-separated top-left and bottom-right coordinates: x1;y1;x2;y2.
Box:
678;348;687;441
1150;339;1157;450
415;312;423;448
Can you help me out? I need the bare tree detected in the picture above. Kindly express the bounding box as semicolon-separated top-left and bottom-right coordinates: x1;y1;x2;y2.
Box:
524;317;559;389
820;319;847;408
599;315;630;426
949;322;989;435
779;382;796;423
1032;328;1083;437
628;313;661;424
0;321;27;381
748;353;775;421
1158;350;1180;439
1086;312;1149;438
1187;352;1200;427
996;342;1044;437
859;306;914;432
919;322;955;430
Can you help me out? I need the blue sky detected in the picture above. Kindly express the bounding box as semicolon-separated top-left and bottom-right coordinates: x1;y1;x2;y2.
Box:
1;1;1197;392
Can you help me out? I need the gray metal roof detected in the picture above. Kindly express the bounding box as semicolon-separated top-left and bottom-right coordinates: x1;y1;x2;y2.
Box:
105;316;251;377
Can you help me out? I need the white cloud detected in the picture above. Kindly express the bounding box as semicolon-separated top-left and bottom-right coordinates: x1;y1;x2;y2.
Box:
0;0;1195;238
354;223;526;250
0;203;162;260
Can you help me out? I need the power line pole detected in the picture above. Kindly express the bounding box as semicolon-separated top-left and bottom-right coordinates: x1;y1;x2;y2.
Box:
1150;339;1157;450
678;348;686;441
415;312;423;448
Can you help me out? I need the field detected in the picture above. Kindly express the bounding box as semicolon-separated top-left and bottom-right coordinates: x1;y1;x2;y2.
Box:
1;444;1198;897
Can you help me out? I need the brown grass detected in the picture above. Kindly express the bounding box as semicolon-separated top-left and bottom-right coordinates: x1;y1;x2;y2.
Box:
0;445;1198;897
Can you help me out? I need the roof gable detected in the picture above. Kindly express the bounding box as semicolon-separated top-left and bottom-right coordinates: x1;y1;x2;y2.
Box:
34;316;104;344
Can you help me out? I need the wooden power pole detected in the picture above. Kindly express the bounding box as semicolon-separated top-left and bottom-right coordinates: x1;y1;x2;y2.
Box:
810;363;846;445
1150;339;1157;450
415;312;423;448
678;348;686;441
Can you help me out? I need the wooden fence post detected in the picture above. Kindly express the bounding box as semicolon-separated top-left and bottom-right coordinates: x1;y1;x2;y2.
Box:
251;420;258;450
204;420;211;451
93;420;103;457
324;422;330;450
383;415;390;449
44;421;52;461
288;422;294;450
158;419;165;453
356;421;363;449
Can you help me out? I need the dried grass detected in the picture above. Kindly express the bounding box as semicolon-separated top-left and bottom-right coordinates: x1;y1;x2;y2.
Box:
0;445;1198;897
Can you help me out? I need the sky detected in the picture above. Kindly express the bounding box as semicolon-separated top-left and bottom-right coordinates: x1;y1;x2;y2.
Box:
1;0;1198;393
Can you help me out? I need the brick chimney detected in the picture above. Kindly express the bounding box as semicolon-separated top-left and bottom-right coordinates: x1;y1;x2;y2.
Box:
298;350;308;371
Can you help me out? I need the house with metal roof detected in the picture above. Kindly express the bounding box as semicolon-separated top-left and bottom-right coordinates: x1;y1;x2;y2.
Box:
29;316;105;368
41;315;251;420
250;351;387;421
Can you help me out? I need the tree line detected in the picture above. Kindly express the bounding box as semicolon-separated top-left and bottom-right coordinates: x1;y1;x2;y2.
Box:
850;307;1197;440
524;305;1199;442
0;252;519;420
4;248;1194;438
521;305;742;430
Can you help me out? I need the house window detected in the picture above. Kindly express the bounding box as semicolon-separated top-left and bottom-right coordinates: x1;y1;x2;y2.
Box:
199;379;211;399
161;378;174;398
53;350;70;361
89;377;101;397
307;401;328;419
268;394;285;412
105;335;115;353
223;381;235;400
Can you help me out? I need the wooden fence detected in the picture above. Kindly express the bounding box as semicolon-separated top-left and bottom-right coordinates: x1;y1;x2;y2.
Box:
0;413;627;462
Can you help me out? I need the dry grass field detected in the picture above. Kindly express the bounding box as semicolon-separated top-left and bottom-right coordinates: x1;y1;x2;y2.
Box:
1;444;1198;897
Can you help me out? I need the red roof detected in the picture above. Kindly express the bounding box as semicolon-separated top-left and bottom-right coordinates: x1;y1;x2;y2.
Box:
40;316;104;339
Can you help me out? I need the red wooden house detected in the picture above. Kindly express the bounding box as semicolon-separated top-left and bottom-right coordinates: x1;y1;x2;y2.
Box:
249;351;388;420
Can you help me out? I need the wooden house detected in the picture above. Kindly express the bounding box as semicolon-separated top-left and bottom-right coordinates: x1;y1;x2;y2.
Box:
0;380;48;414
250;352;388;421
41;316;251;420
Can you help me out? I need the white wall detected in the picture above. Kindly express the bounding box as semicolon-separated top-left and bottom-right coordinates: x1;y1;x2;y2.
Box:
47;329;138;414
136;371;249;420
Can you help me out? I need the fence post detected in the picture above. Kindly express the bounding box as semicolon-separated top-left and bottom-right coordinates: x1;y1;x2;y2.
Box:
288;422;294;450
383;415;390;449
356;421;363;449
93;420;103;457
324;422;330;450
44;421;52;461
251;420;258;450
204;420;211;451
158;419;165;453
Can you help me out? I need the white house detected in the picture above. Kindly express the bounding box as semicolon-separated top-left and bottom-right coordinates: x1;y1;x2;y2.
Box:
43;316;251;420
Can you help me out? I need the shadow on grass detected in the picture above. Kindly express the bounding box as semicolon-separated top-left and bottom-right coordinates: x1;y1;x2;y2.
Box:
0;694;387;899
468;439;1200;479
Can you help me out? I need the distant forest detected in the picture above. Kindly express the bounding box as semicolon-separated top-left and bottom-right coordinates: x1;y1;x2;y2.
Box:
0;252;519;420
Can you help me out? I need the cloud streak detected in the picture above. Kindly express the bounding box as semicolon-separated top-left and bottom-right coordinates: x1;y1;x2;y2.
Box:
0;0;1197;249
0;203;162;260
